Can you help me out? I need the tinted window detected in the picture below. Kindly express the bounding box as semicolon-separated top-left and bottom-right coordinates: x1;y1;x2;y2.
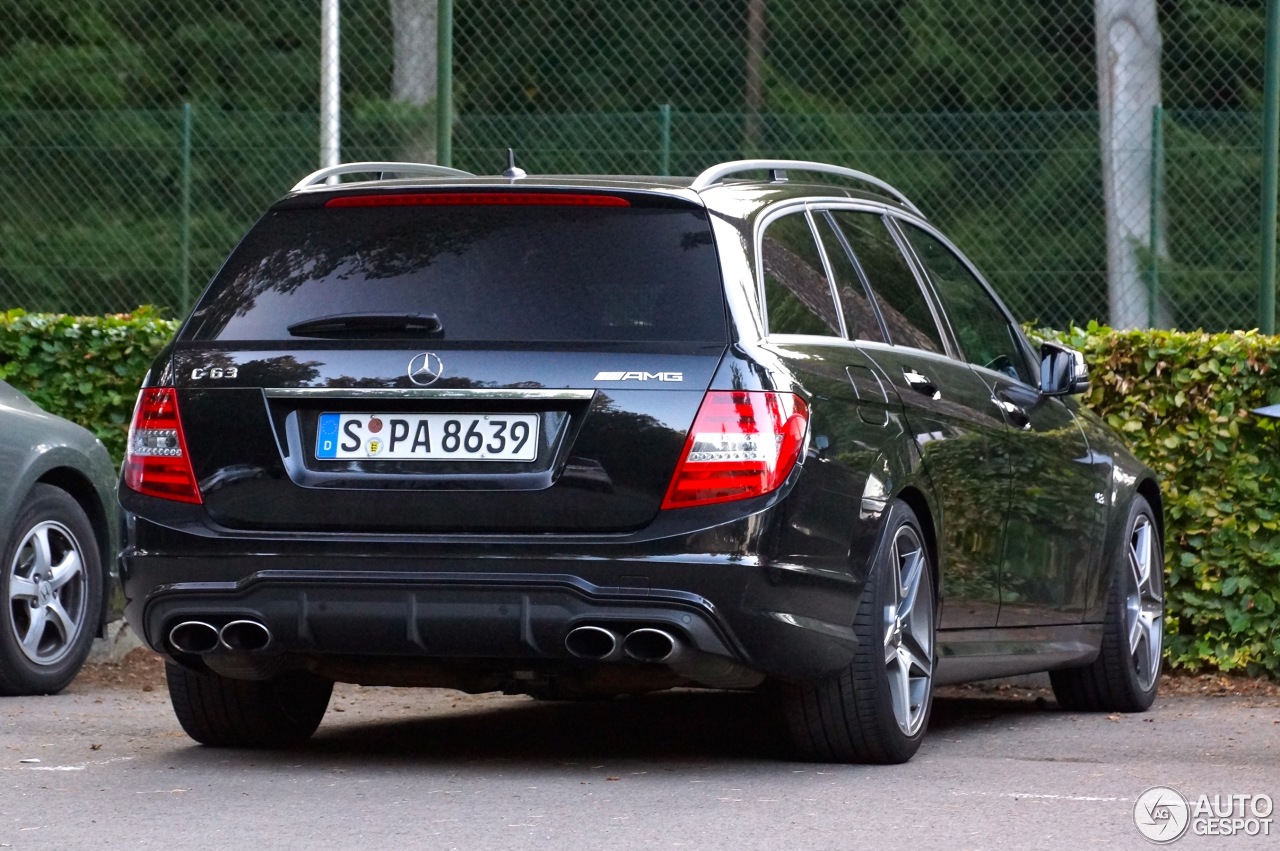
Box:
830;211;945;353
902;224;1033;384
185;202;727;343
815;212;886;343
760;212;841;336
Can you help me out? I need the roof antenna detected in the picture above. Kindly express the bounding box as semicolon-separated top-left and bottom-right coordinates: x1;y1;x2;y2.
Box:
502;148;527;180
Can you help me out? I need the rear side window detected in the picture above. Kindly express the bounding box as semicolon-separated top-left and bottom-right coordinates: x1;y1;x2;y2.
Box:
760;211;841;336
184;201;727;344
814;212;886;344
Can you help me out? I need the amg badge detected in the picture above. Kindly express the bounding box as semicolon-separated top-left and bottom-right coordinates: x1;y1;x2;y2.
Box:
594;371;684;382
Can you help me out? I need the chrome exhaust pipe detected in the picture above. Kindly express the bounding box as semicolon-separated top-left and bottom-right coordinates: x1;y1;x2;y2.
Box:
622;628;682;663
564;625;619;660
168;621;221;654
219;619;272;652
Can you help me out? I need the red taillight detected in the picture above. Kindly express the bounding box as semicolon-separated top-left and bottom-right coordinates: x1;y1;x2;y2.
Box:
324;192;631;208
122;388;202;504
662;391;809;510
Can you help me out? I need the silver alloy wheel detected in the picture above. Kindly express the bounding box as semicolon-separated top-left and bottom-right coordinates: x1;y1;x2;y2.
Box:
6;520;88;666
1126;514;1163;692
883;524;933;737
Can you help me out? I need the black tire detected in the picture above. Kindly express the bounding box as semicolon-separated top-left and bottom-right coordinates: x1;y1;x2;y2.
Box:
1050;494;1163;712
0;484;103;696
780;500;936;764
166;662;333;747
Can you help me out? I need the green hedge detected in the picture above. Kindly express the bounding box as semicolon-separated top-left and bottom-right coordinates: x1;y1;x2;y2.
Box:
0;310;1276;676
0;308;178;462
1046;323;1280;677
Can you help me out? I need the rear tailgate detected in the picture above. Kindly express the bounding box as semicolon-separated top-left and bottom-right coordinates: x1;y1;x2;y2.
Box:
160;187;729;534
171;345;722;533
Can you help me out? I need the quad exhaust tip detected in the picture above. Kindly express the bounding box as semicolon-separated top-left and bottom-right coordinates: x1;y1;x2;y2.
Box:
168;621;220;655
167;619;272;654
219;619;272;652
622;628;680;663
564;625;619;660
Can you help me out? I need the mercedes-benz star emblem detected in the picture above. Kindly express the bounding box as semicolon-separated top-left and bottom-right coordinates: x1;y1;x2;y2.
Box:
407;352;444;386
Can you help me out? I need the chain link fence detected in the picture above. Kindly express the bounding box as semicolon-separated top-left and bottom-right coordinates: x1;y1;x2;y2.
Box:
0;1;1268;331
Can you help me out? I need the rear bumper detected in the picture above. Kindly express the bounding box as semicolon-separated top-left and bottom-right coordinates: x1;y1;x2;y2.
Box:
137;569;743;663
121;525;867;683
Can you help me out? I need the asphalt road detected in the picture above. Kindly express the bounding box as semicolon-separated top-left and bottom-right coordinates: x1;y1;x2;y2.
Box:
1;661;1276;850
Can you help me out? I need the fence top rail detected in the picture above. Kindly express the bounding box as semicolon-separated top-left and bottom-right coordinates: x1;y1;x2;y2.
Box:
690;159;924;216
292;161;476;191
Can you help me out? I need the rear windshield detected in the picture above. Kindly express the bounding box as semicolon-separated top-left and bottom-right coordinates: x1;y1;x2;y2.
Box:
183;199;727;344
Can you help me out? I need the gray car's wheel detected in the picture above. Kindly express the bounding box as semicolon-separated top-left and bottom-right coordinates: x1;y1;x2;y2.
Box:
1051;494;1163;712
781;499;935;764
0;484;103;696
166;661;333;747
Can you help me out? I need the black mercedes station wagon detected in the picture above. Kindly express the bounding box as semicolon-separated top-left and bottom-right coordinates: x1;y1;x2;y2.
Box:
119;159;1164;763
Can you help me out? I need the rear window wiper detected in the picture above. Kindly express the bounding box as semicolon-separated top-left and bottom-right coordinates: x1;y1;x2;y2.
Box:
286;312;443;338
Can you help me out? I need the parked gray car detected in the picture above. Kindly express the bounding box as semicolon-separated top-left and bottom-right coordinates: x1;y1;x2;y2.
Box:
0;380;118;695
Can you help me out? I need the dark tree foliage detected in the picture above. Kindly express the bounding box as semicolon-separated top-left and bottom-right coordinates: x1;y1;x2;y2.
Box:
455;0;747;114
0;0;1267;328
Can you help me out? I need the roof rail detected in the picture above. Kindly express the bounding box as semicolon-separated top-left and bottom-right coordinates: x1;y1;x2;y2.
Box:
689;159;923;217
292;161;475;191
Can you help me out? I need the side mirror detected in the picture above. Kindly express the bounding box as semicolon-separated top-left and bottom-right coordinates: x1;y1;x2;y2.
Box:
1040;342;1089;396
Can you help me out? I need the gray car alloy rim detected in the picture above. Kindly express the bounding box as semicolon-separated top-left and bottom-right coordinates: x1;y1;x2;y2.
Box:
883;524;933;737
7;520;88;666
1126;514;1163;692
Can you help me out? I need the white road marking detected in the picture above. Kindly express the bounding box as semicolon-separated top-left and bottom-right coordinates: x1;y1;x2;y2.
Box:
951;790;1128;803
20;756;136;772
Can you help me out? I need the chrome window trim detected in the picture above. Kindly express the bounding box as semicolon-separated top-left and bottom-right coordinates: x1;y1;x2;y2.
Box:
812;208;892;345
805;205;850;340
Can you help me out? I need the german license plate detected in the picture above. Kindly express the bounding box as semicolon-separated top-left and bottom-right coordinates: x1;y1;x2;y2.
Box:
316;412;539;461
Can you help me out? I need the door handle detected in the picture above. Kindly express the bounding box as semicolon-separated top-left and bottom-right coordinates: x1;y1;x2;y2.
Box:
994;397;1032;430
903;369;938;398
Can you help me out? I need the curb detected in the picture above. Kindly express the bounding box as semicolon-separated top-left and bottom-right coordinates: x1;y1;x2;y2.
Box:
88;619;145;664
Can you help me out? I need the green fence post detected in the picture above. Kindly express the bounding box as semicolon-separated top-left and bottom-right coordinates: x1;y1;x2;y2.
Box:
1148;104;1164;329
180;102;193;314
1261;0;1279;334
436;0;453;168
659;104;672;176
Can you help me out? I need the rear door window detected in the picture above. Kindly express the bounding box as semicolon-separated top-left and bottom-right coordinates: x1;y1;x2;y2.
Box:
829;211;946;354
184;198;727;344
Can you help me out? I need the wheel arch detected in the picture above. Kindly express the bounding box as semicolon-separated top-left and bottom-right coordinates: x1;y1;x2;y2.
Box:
894;485;940;605
1084;473;1165;623
1135;476;1164;543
